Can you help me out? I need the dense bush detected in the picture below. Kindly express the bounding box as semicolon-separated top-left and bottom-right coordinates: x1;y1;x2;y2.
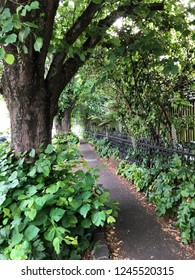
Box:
0;136;117;260
85;135;119;159
117;155;195;244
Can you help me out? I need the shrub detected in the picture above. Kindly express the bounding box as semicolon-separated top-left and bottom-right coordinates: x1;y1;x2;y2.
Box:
117;155;195;244
85;135;119;159
0;138;117;260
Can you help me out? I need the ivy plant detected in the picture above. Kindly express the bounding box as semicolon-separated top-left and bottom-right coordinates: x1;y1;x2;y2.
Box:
0;135;117;259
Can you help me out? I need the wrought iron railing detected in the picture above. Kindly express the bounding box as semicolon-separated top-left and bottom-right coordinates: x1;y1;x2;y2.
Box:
85;131;195;169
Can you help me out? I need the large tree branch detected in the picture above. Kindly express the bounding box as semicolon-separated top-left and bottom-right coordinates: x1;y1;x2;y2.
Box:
48;2;164;117
38;0;60;77
47;2;102;82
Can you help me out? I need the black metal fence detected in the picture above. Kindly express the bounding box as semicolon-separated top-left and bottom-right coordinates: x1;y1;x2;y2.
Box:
85;131;195;170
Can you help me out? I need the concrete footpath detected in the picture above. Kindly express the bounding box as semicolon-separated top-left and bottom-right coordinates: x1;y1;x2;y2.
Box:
78;140;194;260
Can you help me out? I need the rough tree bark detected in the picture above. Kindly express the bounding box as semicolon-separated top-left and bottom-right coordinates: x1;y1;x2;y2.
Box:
0;0;164;152
55;109;72;134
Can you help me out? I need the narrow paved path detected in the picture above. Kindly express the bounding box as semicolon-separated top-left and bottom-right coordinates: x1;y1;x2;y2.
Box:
78;140;192;260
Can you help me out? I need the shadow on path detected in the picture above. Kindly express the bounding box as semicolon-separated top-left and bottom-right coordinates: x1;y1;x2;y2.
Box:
78;140;192;260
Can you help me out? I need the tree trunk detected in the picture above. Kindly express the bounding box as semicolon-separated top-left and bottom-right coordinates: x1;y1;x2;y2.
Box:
2;63;53;152
62;109;72;134
55;108;72;135
55;115;63;134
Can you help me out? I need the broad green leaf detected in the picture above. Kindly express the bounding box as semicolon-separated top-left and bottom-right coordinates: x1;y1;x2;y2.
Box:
5;33;17;44
24;225;39;241
107;215;116;224
44;226;55;241
80;53;85;61
50;208;65;222
79;204;90;218
2;18;13;32
8;171;17;182
45;144;54;154
34;37;43;52
182;29;191;37
11;231;23;247
25;208;37;220
29;149;36;158
10;245;27;260
191;199;195;209
53;237;61;254
0;194;6;206
28;167;36;177
42;165;50;177
26;185;37;197
30;1;40;10
7;179;19;189
46;184;59;194
92;211;106;226
0;47;6;59
22;45;28;54
81;219;91;228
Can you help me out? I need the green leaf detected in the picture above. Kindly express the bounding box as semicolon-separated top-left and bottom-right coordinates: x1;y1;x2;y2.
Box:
53;237;61;254
0;47;6;59
42;165;50;177
28;167;36;177
24;225;39;241
10;245;26;260
80;53;86;61
30;1;40;10
5;53;15;64
8;179;19;189
2;18;13;32
79;204;90;218
34;37;43;52
81;219;91;228
22;45;28;54
191;199;195;209
46;184;59;194
25;208;37;220
8;171;17;182
29;149;36;158
5;33;17;44
50;208;65;222
45;144;54;154
92;211;106;226
0;194;6;206
11;231;23;246
44;226;55;241
107;215;116;224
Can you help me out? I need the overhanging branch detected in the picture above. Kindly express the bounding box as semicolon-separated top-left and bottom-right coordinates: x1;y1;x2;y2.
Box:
47;2;102;81
48;2;164;117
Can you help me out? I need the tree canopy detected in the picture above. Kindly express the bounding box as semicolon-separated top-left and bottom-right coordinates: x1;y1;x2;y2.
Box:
0;0;194;150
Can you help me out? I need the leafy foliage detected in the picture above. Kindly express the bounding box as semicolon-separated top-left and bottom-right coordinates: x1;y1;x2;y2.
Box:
75;0;195;142
0;135;117;260
86;135;119;159
0;1;41;63
117;155;195;244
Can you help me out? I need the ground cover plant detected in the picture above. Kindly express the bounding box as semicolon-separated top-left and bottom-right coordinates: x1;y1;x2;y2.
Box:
86;134;195;244
86;135;119;159
118;156;195;244
0;134;117;260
